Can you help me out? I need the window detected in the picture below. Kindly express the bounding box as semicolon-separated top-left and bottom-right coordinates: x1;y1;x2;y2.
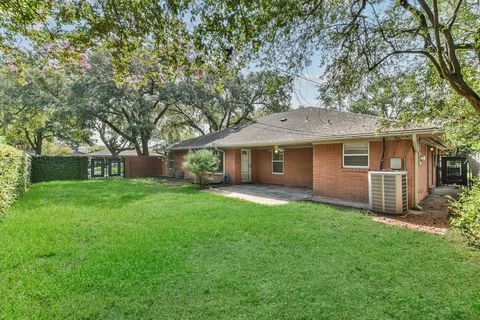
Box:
343;143;369;168
167;152;176;175
272;149;284;174
213;150;224;174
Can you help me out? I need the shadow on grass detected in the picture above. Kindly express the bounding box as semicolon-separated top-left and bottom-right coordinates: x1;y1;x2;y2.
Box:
17;179;199;210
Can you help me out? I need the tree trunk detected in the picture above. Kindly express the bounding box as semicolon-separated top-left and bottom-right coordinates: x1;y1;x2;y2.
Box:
134;143;142;156
108;147;119;157
35;132;43;155
141;137;149;156
444;74;480;114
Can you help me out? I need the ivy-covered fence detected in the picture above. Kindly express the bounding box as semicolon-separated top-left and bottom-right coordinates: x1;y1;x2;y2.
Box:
31;156;88;183
0;144;31;213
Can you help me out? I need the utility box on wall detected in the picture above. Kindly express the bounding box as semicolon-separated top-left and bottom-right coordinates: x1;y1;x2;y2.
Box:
390;157;403;170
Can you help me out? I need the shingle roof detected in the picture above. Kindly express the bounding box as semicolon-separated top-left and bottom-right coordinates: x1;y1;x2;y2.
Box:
87;149;164;157
170;107;441;150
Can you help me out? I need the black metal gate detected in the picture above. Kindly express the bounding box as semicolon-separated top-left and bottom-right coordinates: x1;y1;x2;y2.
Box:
441;156;468;185
90;157;124;178
91;158;105;178
108;158;122;176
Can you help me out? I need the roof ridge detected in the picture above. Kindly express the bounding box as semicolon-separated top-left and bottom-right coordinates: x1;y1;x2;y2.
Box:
302;106;390;121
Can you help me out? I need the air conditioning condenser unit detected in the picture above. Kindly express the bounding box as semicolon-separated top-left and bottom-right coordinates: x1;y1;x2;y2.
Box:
368;171;408;215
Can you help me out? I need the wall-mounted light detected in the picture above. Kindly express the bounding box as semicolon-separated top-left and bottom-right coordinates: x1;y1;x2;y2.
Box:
430;147;434;151
273;145;280;154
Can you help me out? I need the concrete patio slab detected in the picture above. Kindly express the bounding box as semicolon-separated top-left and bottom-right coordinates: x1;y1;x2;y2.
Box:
203;184;312;205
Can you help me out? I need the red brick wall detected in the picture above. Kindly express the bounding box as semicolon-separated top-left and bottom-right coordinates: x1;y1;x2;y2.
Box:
224;149;241;184
313;140;416;206
124;156;163;178
172;151;193;179
172;139;438;208
418;143;430;202
253;148;313;188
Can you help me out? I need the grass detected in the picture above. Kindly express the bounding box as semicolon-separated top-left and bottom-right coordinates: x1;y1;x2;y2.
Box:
0;179;479;319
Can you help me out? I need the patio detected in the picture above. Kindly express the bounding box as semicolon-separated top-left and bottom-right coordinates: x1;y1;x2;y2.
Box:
203;184;312;205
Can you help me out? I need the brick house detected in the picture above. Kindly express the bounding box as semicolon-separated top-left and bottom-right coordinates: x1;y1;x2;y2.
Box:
169;107;446;209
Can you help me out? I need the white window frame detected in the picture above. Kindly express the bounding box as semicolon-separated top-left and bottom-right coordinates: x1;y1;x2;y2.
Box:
241;149;252;182
343;143;369;169
272;149;285;175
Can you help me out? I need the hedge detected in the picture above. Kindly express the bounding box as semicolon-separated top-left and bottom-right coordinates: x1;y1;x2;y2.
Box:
0;144;31;213
451;179;480;249
31;156;88;183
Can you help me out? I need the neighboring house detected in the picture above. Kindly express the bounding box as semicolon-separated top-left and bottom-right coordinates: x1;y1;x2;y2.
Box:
170;107;446;209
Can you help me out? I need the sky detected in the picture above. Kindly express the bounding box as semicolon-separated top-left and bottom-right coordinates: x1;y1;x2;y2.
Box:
246;52;326;109
290;58;323;108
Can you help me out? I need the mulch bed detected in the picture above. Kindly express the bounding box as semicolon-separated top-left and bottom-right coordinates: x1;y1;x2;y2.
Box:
372;212;449;235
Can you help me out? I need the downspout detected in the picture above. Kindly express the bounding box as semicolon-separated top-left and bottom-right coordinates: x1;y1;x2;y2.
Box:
412;134;422;210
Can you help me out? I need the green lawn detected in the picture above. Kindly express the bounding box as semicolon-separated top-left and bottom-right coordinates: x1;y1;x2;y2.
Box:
1;179;479;319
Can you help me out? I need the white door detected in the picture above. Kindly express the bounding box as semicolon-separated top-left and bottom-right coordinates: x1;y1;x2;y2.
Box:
241;149;251;182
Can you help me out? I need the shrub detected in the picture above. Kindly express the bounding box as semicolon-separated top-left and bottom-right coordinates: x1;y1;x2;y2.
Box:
31;156;88;183
0;144;30;213
451;178;480;248
183;149;220;188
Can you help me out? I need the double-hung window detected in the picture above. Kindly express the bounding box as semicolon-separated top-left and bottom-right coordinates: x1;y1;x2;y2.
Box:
343;143;369;168
272;149;284;174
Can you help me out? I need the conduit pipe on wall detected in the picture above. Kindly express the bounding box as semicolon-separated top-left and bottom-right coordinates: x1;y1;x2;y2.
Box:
380;137;386;170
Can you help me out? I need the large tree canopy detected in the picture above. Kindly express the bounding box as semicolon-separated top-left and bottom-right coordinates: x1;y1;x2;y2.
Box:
0;1;233;82
169;72;293;135
71;51;175;156
195;0;480;114
0;66;90;154
3;1;478;113
2;0;479;152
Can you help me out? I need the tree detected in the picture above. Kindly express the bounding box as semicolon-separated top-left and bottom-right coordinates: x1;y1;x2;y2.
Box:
320;68;429;119
195;0;480;114
41;141;73;156
71;51;172;156
170;71;293;134
3;1;478;114
1;1;231;83
94;122;132;157
183;149;220;188
397;65;480;152
0;67;90;155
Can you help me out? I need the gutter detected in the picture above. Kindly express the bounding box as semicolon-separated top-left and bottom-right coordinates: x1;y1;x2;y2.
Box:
411;133;422;210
